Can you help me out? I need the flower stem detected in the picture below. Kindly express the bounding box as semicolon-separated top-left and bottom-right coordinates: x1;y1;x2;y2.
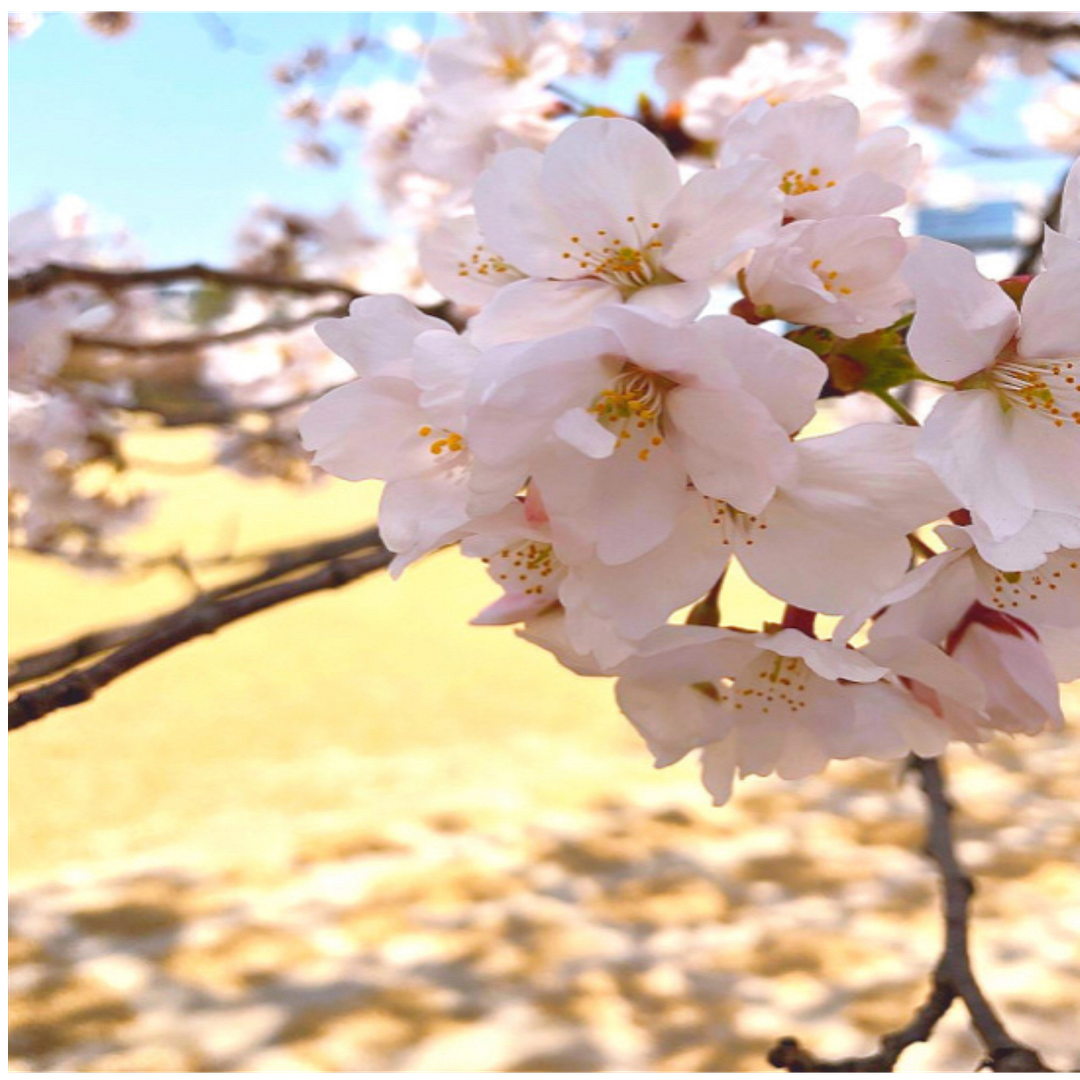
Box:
873;389;921;427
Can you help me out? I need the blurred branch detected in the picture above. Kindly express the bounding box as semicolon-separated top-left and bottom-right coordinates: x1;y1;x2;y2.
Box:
8;525;385;690
1050;58;1080;83
9;540;393;732
69;303;351;355
768;756;1053;1073
1013;169;1069;276
964;12;1080;42
9;261;357;303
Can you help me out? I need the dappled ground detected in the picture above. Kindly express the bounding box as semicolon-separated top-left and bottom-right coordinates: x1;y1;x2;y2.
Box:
10;435;1080;1071
10;735;1080;1072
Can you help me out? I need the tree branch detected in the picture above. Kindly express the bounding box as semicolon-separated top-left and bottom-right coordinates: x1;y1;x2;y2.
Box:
964;12;1080;42
1014;169;1069;276
911;756;1052;1072
9;543;393;732
69;304;351;354
768;755;1054;1072
9;261;357;303
8;526;385;689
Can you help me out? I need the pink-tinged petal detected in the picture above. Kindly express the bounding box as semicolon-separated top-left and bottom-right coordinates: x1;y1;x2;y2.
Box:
467;326;616;466
381;471;473;575
411;329;477;411
473;147;569;278
864;636;988;716
626;281;711;320
619;624;759;676
722;95;859;175
471;592;554;626
1060;156;1079;241
617;681;731;768
700;739;738;806
865;552;978;650
1042;227;1080;271
904;238;1018;382
560;494;732;641
739;500;914;615
591;441;688;564
660;158;783;280
848;683;953;759
717;319;827;433
1017;265;1080;359
467;277;621;349
314;295;451;378
540;117;682;239
419;215;521;307
787;424;954;531
853;126;921;189
593;305;741;390
954;625;1064;735
667;386;797;514
554;407;618;458
1002;408;1080;517
917;390;1036;540
516;610;614;677
747;423;950;617
974;545;1080;625
300;377;428;482
968;513;1080;573
765;631;889;683
1041;624;1080;682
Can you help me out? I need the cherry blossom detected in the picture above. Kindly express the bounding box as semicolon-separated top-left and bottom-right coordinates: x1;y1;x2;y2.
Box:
298;295;486;572
613;624;953;806
465;304;825;565
719;95;920;220
904;238;1080;561
466;116;784;335
743;215;911;337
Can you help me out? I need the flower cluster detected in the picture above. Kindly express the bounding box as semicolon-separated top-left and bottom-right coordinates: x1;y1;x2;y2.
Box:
301;101;1079;805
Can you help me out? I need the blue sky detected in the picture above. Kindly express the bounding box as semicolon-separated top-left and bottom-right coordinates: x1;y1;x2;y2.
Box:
8;13;454;262
8;12;1072;266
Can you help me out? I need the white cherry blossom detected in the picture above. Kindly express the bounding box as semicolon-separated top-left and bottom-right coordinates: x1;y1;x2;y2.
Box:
467;116;784;334
613;625;952;806
299;295;487;572
743;215;911;337
904;238;1080;558
465;304;826;566
720;95;920;220
425;13;578;90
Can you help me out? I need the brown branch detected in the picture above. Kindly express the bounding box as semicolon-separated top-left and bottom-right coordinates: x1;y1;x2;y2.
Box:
768;756;1054;1073
9;543;393;732
69;303;351;354
964;12;1080;43
1014;170;1069;276
912;756;1052;1072
768;979;956;1072
9;261;357;303
8;525;384;688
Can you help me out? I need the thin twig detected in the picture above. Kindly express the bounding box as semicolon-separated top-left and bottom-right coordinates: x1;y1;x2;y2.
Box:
1014;171;1069;276
9;261;358;303
70;304;351;354
9;526;384;688
911;756;1053;1072
964;12;1080;42
9;545;393;731
768;756;1054;1072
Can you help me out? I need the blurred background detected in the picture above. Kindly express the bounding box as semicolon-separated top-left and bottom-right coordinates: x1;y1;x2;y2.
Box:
9;11;1080;1072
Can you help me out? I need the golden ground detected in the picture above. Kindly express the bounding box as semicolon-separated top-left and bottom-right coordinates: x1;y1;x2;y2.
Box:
9;429;783;882
9;429;1078;882
9;430;1080;1072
